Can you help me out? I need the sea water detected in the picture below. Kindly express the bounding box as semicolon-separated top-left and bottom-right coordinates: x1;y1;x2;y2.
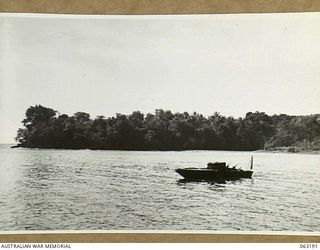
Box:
0;144;319;231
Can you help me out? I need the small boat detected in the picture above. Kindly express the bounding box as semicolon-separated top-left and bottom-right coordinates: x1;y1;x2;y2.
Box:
175;157;254;181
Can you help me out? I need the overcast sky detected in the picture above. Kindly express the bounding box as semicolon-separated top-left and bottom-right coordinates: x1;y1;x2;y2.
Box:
1;13;320;143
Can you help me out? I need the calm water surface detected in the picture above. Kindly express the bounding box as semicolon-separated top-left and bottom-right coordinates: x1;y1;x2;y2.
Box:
0;144;319;231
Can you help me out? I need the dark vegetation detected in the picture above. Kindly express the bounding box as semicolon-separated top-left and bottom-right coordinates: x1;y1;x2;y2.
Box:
14;105;320;151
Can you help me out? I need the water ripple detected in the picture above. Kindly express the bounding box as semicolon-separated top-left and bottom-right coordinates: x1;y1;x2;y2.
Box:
0;145;319;231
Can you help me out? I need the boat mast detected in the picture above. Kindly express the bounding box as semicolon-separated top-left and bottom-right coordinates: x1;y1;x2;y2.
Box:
250;156;253;170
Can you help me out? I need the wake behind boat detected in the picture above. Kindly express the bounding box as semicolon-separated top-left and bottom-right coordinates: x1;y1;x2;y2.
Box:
175;157;254;181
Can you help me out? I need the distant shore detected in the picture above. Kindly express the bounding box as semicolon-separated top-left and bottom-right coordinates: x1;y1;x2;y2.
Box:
10;144;320;155
13;105;320;153
256;147;320;155
9;144;252;152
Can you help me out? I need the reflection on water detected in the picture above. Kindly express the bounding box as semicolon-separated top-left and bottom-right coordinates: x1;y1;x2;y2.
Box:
177;179;226;184
0;144;320;231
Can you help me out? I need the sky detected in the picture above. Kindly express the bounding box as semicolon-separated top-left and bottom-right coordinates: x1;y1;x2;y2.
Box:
0;13;320;143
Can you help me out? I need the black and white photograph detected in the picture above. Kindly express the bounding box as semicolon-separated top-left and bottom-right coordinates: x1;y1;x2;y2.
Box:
0;12;320;232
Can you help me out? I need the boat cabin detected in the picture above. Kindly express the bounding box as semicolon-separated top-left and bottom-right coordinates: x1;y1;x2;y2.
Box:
207;162;228;170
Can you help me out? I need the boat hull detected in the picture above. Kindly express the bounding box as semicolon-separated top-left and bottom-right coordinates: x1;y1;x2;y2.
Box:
175;168;253;181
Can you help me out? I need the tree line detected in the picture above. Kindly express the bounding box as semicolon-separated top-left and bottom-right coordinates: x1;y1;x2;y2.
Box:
14;105;320;151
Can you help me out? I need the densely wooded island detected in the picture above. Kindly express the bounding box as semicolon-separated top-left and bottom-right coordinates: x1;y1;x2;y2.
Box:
13;105;320;151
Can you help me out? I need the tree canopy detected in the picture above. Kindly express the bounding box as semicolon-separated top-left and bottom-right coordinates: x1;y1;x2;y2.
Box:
14;105;320;151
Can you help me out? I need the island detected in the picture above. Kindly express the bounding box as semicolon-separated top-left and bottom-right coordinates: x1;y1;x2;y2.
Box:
13;105;320;152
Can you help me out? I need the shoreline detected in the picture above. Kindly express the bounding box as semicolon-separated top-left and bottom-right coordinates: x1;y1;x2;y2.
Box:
9;144;320;155
256;148;320;155
10;145;254;152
